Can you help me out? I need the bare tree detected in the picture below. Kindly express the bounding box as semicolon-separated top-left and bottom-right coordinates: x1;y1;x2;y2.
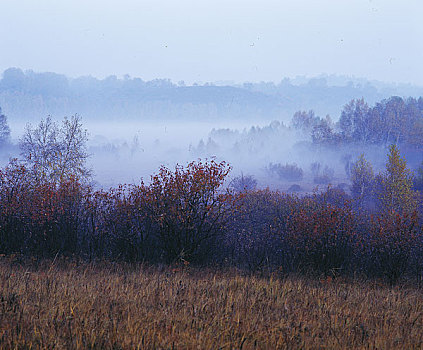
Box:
19;115;91;184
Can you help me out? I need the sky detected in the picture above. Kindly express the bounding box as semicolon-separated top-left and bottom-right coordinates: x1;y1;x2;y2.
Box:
1;0;422;85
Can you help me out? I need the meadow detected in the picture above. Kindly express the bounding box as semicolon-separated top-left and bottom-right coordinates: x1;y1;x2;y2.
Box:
1;258;423;349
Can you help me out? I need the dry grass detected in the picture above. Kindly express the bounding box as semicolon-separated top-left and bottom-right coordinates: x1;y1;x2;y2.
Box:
1;258;423;349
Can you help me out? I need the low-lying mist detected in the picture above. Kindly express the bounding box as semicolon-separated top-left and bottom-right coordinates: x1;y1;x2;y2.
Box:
53;119;391;192
5;94;423;192
3;118;405;192
2;70;423;191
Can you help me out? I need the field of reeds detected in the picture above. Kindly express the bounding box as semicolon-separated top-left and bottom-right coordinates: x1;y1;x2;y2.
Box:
1;258;423;349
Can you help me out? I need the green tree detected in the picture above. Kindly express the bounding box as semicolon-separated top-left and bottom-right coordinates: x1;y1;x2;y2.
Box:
376;145;416;214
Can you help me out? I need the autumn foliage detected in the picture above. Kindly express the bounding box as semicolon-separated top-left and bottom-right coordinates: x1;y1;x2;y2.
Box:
1;152;423;283
285;202;358;275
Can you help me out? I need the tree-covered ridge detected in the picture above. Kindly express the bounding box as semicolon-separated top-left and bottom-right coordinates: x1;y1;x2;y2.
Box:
0;68;283;121
2;67;423;122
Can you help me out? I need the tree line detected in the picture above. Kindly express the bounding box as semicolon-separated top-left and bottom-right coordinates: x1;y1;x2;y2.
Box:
3;68;423;123
292;96;423;148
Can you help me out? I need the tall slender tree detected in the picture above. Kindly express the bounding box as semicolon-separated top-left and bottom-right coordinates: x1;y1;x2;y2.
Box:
350;154;374;207
376;144;416;214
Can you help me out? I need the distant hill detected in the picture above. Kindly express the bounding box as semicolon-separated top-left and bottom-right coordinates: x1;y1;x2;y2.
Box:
1;68;423;123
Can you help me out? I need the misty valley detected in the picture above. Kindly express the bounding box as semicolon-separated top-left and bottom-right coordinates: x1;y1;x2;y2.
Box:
1;68;423;268
1;69;423;349
1;68;423;191
3;1;423;347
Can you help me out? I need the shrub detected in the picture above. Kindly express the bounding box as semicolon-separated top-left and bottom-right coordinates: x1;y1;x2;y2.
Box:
288;184;302;192
25;179;87;257
145;159;233;263
0;159;88;257
0;151;422;284
315;187;351;208
229;174;257;192
267;162;303;182
285;202;357;275
224;190;296;271
364;211;422;284
99;185;157;262
313;165;335;184
0;160;31;254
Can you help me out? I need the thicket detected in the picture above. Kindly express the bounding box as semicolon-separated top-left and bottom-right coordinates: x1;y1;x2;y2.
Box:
1;149;423;284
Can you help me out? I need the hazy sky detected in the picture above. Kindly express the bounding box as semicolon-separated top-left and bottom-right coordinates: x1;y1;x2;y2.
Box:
1;0;422;85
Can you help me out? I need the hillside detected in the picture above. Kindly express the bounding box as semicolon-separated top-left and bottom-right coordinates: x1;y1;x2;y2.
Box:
2;68;423;123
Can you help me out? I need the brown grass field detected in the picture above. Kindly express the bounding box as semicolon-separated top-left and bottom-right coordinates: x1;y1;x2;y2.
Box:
1;258;423;349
